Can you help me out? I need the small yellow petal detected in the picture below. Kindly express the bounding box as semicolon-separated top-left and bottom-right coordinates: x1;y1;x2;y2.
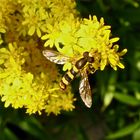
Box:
108;57;116;65
0;59;4;64
40;25;47;32
117;62;125;69
93;15;97;22
8;43;14;52
41;34;49;40
5;101;10;108
63;62;72;71
113;45;119;51
28;26;36;36
36;27;41;37
100;17;104;25
0;28;6;33
110;37;119;43
100;59;107;70
44;40;51;47
119;49;127;56
112;66;117;71
0;40;3;45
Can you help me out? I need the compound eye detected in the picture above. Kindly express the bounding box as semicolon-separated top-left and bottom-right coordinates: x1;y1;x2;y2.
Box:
83;52;89;58
87;57;94;63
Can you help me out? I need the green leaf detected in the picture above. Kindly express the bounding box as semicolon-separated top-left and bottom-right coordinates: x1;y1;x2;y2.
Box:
133;128;140;140
106;121;140;139
76;125;89;140
102;92;114;111
117;7;140;23
114;92;140;106
4;128;18;140
122;81;140;91
18;117;51;140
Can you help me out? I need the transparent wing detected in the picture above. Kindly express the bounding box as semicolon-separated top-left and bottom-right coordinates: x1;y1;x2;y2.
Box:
79;70;92;108
43;50;69;64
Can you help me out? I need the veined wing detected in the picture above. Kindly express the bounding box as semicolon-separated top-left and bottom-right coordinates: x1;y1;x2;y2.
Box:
79;70;92;108
43;50;69;64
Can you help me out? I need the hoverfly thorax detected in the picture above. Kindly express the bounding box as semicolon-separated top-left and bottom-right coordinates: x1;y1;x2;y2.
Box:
75;58;87;69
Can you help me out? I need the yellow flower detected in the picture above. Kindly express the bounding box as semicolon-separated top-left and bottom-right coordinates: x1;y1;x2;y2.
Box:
42;15;127;72
0;42;75;115
22;7;48;37
51;0;78;20
19;0;78;37
41;23;60;48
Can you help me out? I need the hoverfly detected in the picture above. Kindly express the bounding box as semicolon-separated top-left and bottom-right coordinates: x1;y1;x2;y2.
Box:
43;50;95;108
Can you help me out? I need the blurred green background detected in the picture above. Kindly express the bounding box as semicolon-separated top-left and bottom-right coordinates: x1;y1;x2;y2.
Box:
0;0;140;140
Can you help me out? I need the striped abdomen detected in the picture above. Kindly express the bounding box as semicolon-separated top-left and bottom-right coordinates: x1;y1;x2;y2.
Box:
60;58;87;90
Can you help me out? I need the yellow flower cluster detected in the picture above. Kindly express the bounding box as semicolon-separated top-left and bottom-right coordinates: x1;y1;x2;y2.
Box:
0;0;127;115
17;0;78;37
42;15;127;71
0;0;77;115
0;41;75;115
